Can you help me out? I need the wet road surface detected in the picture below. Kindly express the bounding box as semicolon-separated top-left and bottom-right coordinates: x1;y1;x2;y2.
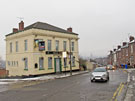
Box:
0;70;127;101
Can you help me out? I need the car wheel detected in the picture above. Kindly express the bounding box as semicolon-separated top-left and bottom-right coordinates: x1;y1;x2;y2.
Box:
91;80;94;82
108;77;109;80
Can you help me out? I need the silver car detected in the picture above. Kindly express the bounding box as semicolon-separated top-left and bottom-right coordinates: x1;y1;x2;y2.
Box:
90;67;109;82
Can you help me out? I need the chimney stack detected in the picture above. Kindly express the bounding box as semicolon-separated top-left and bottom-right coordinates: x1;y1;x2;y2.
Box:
110;50;113;54
19;21;24;31
117;45;121;49
67;27;72;32
113;49;116;51
13;28;18;33
129;36;134;42
123;42;127;46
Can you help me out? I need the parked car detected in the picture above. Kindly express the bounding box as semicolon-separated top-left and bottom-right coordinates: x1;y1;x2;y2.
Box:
106;65;116;70
90;67;109;82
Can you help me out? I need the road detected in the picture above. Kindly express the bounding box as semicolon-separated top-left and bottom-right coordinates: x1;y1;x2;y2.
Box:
0;70;127;101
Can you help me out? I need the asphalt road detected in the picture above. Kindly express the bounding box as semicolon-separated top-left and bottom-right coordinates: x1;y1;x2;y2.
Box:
0;70;127;101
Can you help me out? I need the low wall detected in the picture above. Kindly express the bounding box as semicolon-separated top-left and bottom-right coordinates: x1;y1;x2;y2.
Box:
0;68;8;78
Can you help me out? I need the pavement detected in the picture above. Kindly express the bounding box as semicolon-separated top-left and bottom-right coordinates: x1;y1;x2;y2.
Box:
0;70;89;84
123;68;135;101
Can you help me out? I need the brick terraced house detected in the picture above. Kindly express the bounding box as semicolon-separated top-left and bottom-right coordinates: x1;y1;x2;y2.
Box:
108;36;135;68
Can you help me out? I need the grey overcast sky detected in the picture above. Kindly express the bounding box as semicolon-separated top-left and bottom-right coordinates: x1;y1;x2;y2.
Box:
1;0;135;60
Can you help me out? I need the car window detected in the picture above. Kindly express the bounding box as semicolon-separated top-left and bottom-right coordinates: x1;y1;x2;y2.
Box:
94;68;106;72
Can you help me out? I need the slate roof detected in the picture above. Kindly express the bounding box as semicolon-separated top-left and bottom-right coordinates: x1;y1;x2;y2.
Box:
6;22;78;36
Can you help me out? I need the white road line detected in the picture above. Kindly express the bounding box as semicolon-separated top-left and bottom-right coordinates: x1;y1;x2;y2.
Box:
127;73;130;82
132;76;135;81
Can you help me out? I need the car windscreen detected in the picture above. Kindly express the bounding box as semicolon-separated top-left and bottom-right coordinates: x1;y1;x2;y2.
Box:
94;68;106;72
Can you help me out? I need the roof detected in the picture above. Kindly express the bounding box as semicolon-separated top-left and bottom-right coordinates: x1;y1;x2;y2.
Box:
121;43;129;49
129;40;135;44
6;22;78;36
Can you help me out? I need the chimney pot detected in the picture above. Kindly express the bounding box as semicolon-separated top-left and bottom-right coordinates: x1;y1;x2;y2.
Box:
19;21;24;31
13;28;18;33
67;27;72;32
129;36;134;42
110;50;113;54
123;42;127;46
118;45;121;49
113;49;116;51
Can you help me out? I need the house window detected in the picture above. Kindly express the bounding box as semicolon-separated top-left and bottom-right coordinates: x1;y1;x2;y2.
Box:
8;61;10;66
48;57;52;69
12;61;13;66
10;42;12;53
55;40;59;51
24;58;28;70
39;57;44;70
24;40;28;51
16;61;18;67
131;44;133;53
48;40;52;51
71;42;74;51
16;41;18;52
63;41;67;51
126;49;128;56
71;56;75;67
64;58;67;68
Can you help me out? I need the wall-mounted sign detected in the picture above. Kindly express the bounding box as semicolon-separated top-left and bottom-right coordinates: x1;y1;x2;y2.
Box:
63;52;67;58
39;41;45;51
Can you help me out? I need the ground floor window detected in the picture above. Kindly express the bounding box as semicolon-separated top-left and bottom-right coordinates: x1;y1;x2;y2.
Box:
39;57;44;70
48;57;52;69
24;58;28;70
71;56;75;67
64;58;67;68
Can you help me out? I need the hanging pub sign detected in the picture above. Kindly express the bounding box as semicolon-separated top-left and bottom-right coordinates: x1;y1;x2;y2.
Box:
34;39;43;48
39;41;45;51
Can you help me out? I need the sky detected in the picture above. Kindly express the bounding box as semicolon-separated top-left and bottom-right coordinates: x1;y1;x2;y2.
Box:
1;0;135;60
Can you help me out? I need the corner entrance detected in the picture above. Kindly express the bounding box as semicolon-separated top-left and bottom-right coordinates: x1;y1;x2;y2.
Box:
54;58;62;73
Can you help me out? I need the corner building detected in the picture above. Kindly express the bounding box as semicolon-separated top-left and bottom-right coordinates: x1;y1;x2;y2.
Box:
6;21;79;76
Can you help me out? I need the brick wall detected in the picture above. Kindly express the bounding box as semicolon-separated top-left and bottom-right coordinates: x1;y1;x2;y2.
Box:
0;68;8;77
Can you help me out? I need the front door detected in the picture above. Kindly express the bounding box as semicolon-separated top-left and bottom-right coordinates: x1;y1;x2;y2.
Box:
54;58;61;73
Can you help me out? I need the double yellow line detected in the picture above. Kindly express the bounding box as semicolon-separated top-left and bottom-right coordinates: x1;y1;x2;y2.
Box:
110;82;124;101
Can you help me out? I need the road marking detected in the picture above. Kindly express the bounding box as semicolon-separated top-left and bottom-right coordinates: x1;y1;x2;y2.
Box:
132;76;135;81
118;84;124;96
122;70;128;74
127;73;130;82
110;82;122;101
110;82;125;101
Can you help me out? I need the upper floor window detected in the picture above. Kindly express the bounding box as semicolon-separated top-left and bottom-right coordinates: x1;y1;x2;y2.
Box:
126;49;128;56
71;42;74;51
24;40;28;51
55;40;59;51
48;40;52;51
131;44;133;53
63;41;67;51
10;42;12;53
16;41;18;52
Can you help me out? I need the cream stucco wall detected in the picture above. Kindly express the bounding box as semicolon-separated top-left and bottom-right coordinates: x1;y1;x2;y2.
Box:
6;29;79;76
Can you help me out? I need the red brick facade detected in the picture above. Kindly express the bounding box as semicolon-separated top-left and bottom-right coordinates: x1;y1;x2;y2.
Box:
108;36;135;68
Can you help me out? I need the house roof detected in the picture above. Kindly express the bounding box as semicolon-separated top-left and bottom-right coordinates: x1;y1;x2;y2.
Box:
6;22;78;36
